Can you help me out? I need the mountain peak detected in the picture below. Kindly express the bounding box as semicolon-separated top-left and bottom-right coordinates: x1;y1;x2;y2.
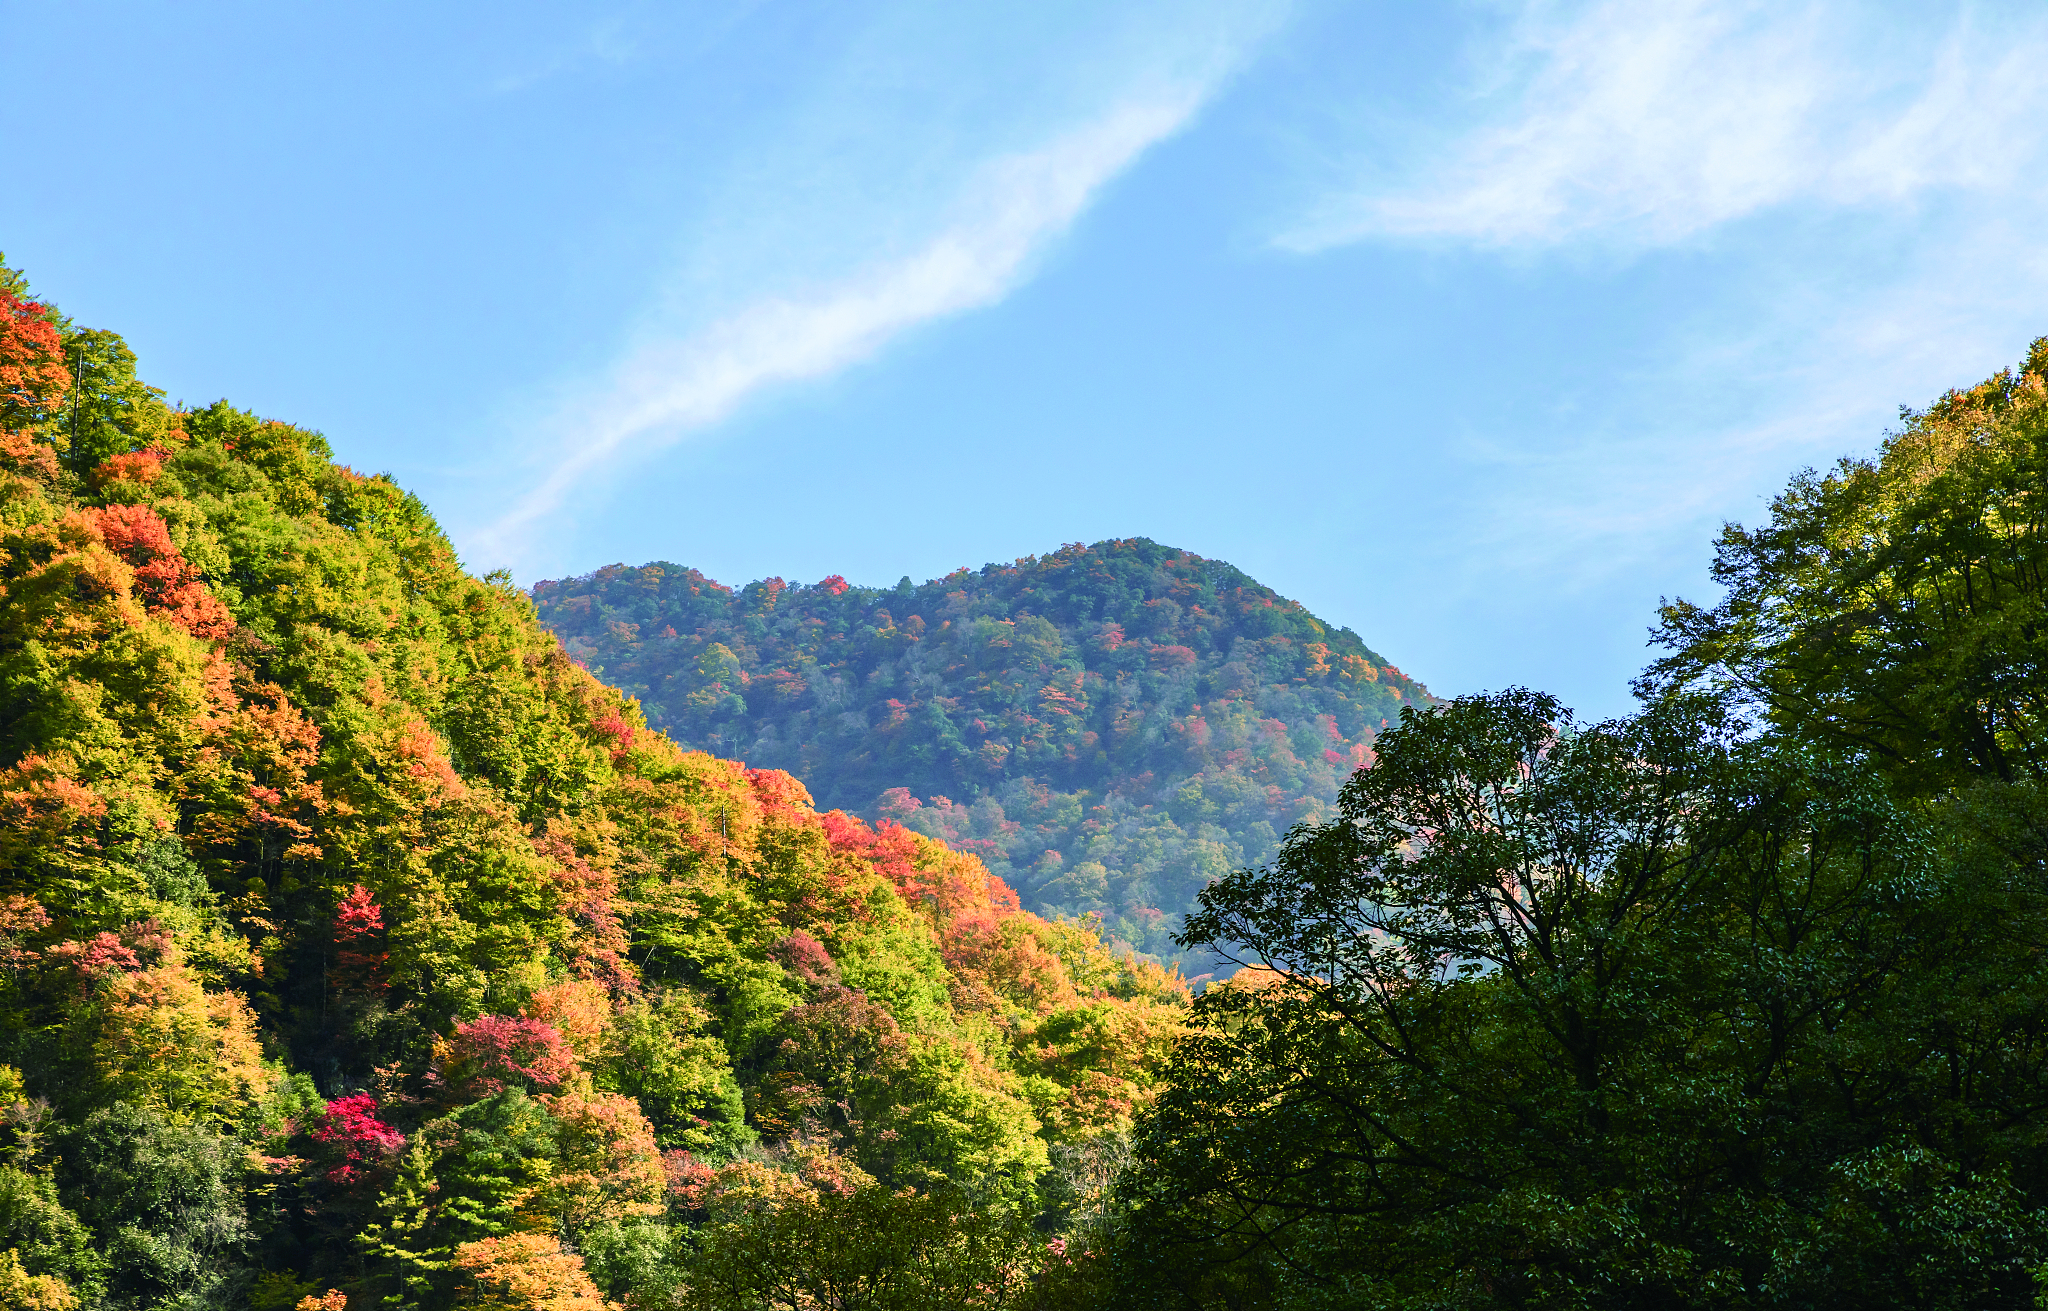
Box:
535;539;1430;965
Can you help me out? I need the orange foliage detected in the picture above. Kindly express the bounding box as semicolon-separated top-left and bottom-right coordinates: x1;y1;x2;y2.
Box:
1216;964;1323;999
185;677;328;873
92;445;167;488
394;718;466;797
85;504;234;641
452;1234;611;1311
530;829;631;988
524;980;612;1063
0;283;68;426
0;429;58;482
539;1081;665;1230
822;810;1020;925
84;938;274;1121
0;755;106;862
744;766;816;828
0;895;50;970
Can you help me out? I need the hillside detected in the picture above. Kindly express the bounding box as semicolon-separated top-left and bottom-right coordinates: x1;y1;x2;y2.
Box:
0;257;1180;1310
532;545;1430;965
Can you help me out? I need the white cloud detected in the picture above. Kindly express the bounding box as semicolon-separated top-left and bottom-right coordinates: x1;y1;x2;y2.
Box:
1280;0;2048;251
471;4;1286;565
1261;0;2048;600
471;96;1208;560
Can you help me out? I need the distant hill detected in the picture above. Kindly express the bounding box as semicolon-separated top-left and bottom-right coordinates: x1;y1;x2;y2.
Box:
533;540;1433;966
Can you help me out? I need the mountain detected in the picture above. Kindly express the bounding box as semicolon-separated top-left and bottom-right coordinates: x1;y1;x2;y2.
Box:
0;256;1180;1309
532;543;1432;966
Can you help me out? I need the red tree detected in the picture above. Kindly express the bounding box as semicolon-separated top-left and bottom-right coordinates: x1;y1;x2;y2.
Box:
312;1093;405;1183
441;1015;577;1096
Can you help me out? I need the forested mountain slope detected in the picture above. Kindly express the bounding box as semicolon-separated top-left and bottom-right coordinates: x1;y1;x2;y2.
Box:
1105;340;2048;1309
533;545;1430;964
0;257;1180;1310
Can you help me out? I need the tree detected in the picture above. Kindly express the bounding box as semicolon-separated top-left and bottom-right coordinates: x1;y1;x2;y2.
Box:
1113;690;2048;1309
1647;338;2048;795
0;264;70;443
57;328;169;476
451;1233;610;1311
361;1091;560;1307
678;1173;1051;1311
58;1102;252;1310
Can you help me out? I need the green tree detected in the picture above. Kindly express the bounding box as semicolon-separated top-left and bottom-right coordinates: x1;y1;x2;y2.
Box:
59;1102;252;1311
680;1179;1052;1311
361;1090;559;1308
1647;338;2048;795
1113;690;2048;1309
596;989;750;1154
0;1164;99;1303
58;328;170;476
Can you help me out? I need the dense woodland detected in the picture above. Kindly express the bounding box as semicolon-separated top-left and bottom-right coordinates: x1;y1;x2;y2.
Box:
532;546;1429;966
1118;342;2048;1308
0;258;1183;1310
4;250;2048;1309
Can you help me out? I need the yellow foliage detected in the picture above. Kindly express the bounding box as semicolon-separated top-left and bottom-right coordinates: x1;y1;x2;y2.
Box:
538;1080;664;1233
89;941;274;1123
452;1234;610;1311
1338;654;1377;683
0;1249;75;1311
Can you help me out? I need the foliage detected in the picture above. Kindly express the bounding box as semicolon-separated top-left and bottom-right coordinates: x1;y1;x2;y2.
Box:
452;1233;610;1311
1111;687;2048;1307
1646;337;2048;795
60;1102;253;1310
0;256;1183;1310
22;248;2039;1310
1107;337;2048;1311
531;545;1430;966
673;1163;1062;1311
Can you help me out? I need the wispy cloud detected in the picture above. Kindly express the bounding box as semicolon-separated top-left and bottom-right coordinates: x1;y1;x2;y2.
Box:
473;5;1281;564
1266;0;2048;598
1280;0;2048;251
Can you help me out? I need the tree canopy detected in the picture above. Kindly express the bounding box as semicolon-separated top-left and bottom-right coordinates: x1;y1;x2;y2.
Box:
1646;339;2048;794
0;255;1180;1311
1107;340;2048;1309
532;546;1429;967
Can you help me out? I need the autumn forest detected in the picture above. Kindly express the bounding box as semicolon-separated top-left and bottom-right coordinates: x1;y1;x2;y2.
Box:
5;252;2048;1310
532;543;1428;970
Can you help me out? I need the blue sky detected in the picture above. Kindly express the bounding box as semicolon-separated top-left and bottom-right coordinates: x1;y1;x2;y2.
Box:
5;0;2045;717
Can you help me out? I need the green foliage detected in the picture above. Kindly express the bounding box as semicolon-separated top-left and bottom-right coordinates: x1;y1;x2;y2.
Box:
677;1176;1057;1311
1647;337;2048;795
1114;686;2048;1307
596;990;749;1153
362;1091;560;1304
59;1103;252;1310
0;255;1183;1310
752;985;1048;1201
573;1218;680;1303
59;329;170;477
1086;337;2048;1311
0;1165;99;1300
532;545;1431;965
246;1271;320;1311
